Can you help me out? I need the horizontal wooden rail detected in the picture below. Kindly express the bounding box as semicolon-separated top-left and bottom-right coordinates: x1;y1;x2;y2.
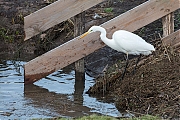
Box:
24;0;104;40
162;29;180;48
24;0;180;84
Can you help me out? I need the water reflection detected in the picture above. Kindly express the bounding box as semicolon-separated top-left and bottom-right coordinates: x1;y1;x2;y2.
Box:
0;60;121;119
24;84;91;117
24;68;88;117
74;79;85;105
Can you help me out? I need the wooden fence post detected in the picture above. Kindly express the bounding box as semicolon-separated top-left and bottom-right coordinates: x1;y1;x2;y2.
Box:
74;12;85;104
162;12;174;37
74;12;85;81
162;12;174;62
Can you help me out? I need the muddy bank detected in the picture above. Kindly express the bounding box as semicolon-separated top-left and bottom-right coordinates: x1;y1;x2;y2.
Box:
87;39;180;119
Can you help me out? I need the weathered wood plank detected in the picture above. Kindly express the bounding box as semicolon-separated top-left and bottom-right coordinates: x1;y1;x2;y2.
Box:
24;0;104;40
24;0;180;84
162;29;180;48
162;12;174;37
102;0;180;37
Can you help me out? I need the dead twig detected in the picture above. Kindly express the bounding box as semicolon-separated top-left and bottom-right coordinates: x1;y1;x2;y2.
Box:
158;33;171;62
146;104;151;114
126;110;145;116
172;95;180;101
102;65;108;96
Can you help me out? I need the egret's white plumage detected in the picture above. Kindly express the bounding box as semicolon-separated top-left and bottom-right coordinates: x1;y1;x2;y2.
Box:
80;26;155;79
82;26;155;56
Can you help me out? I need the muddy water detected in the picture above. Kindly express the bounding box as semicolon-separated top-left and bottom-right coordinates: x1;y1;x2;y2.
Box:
0;59;121;119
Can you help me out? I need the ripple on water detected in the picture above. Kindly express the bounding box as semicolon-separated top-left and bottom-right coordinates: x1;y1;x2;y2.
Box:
0;60;121;119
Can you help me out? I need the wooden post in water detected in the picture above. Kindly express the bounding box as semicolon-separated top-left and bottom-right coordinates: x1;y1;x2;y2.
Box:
162;12;174;37
74;12;85;81
74;12;85;104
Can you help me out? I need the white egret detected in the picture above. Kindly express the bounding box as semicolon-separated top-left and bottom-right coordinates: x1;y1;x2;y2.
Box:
80;26;155;79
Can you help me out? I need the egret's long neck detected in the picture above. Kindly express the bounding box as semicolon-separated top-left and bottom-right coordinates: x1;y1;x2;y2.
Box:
98;27;115;49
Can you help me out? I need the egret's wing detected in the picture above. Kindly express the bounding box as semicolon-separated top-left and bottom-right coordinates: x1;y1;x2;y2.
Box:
113;30;154;55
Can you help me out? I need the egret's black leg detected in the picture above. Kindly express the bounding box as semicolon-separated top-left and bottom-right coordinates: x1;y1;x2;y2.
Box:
132;55;141;75
121;53;129;80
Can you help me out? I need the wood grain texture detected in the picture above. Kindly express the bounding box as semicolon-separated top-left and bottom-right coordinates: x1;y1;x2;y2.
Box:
24;0;104;40
162;13;174;37
162;29;180;48
101;0;180;37
24;0;180;84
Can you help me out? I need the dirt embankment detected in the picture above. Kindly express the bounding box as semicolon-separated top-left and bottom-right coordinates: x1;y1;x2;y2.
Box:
114;45;180;119
87;38;180;119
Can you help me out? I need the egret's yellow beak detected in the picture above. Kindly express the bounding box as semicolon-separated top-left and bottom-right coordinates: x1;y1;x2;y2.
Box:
80;31;90;39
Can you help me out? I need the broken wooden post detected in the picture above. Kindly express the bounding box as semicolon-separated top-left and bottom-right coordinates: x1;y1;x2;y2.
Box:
162;12;174;37
162;12;180;51
74;12;85;81
162;12;174;62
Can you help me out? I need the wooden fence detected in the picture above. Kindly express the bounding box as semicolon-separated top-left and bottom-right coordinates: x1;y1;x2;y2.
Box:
24;0;180;84
24;0;104;40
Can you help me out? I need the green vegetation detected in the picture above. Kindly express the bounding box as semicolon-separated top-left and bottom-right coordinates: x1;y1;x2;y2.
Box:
0;27;14;43
104;7;113;13
75;114;117;120
31;114;160;120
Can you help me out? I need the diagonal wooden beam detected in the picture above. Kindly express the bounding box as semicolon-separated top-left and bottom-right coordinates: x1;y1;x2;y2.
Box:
24;0;180;84
24;0;104;40
162;29;180;49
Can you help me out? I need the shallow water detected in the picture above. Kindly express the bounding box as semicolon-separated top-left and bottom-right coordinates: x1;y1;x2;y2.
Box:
0;59;121;119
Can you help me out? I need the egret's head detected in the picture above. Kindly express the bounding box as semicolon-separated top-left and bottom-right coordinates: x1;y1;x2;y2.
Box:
88;26;99;33
80;26;99;39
